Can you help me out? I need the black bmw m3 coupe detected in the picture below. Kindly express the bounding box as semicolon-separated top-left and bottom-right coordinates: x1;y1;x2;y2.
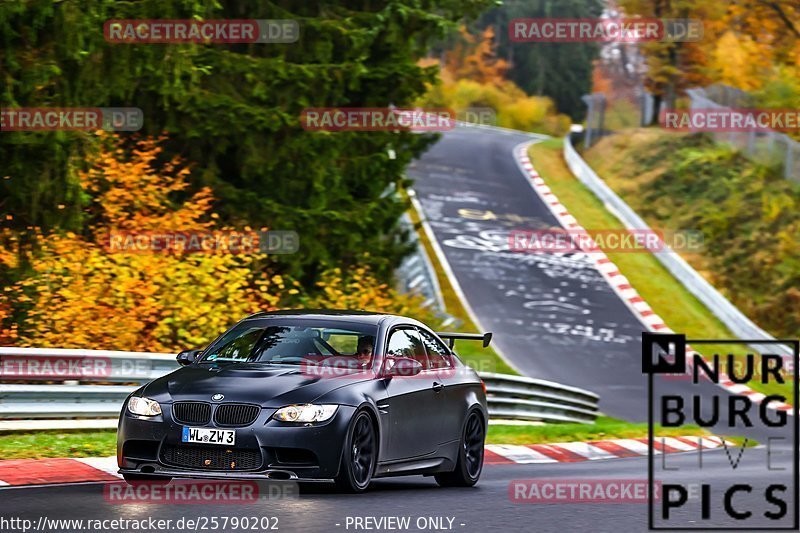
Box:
117;310;490;492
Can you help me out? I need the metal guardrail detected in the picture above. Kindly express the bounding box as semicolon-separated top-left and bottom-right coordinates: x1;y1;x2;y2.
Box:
563;135;795;367
480;373;599;424
0;348;600;428
0;347;178;383
0;385;131;419
396;212;446;312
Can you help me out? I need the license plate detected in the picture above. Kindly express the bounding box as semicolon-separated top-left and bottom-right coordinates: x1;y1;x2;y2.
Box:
182;427;236;446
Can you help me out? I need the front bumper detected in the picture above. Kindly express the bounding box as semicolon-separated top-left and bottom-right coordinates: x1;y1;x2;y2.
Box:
117;404;356;481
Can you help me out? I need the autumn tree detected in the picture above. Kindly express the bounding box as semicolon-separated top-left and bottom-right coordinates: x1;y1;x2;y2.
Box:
0;133;447;350
0;0;495;286
475;0;603;120
445;26;509;86
1;134;280;351
619;0;799;121
421;24;571;135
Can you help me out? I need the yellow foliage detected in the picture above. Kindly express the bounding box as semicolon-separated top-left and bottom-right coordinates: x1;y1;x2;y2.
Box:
1;135;442;351
446;26;509;86
0;300;17;344
419;26;570;136
0;230;18;270
5;235;278;351
83;133;214;233
709;31;771;91
304;263;442;327
1;135;279;352
418;76;570;136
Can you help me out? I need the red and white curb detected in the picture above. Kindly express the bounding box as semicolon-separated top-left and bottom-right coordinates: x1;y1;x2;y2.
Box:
513;143;794;415
485;435;732;465
0;456;121;487
0;437;734;487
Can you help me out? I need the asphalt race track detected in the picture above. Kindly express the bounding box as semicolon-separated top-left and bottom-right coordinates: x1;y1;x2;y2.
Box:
4;124;797;532
407;126;653;419
0;462;672;532
2;449;794;532
408;124;768;429
407;123;797;528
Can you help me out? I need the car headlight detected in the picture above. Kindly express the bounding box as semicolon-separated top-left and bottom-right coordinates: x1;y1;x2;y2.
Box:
127;396;162;417
272;404;338;423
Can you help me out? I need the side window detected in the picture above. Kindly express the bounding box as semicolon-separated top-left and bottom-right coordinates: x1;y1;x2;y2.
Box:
387;329;429;369
405;329;430;369
417;329;453;369
386;329;415;359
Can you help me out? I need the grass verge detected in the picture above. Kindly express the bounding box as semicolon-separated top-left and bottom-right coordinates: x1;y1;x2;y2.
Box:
0;430;117;460
528;138;792;400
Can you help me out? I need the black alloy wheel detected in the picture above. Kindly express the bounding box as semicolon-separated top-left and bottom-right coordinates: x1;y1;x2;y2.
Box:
435;411;484;487
335;410;376;492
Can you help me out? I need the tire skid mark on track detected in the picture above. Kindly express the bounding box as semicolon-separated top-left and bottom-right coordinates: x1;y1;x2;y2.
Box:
513;143;794;415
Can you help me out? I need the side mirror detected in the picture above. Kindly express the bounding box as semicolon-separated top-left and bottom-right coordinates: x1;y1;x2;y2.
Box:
383;357;423;377
177;349;202;366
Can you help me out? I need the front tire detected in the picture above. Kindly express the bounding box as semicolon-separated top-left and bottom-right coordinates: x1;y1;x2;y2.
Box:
435;411;484;487
334;410;376;493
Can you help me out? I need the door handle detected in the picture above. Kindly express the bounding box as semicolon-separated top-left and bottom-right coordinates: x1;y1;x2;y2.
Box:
432;381;444;393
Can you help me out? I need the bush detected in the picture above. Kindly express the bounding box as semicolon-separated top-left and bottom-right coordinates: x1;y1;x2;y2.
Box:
589;131;800;338
0;135;440;351
416;26;571;136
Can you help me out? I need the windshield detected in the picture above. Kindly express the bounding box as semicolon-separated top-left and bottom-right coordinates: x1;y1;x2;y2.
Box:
200;319;378;369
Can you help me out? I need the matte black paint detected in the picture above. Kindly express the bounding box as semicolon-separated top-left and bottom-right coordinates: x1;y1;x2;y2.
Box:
117;311;488;482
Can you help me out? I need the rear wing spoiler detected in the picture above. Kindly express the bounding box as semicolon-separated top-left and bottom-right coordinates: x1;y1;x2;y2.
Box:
435;332;493;349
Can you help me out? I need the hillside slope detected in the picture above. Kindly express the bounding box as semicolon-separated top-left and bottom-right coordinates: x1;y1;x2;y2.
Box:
584;129;800;339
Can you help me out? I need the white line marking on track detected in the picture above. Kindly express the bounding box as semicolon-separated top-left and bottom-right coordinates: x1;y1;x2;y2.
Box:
74;457;122;478
486;445;558;464
612;439;658;455
555;442;619;460
658;437;698;452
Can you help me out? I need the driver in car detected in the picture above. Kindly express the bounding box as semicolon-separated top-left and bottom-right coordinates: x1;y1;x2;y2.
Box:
356;336;374;368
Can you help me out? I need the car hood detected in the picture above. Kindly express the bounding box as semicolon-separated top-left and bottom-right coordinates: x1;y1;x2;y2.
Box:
141;363;375;406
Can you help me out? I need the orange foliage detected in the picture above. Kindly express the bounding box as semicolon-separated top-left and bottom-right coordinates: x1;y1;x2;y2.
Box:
83;133;215;233
420;26;570;136
1;135;279;352
0;134;443;351
445;26;508;86
620;0;798;96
